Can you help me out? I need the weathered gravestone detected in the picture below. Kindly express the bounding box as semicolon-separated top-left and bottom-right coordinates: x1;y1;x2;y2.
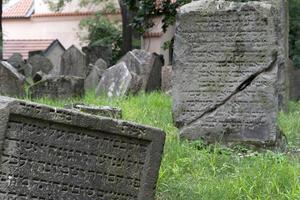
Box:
29;76;84;99
0;61;25;97
7;53;25;70
119;50;163;92
28;54;54;77
65;103;122;119
82;44;112;67
161;65;173;93
85;64;103;91
0;96;165;199
60;45;88;78
96;62;133;98
172;0;288;146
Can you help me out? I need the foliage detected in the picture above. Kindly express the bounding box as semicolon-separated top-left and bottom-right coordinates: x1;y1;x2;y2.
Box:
289;0;300;67
79;13;122;63
30;91;300;200
125;0;191;33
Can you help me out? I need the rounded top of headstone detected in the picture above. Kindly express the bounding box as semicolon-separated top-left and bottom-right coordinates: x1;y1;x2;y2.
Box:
7;53;25;69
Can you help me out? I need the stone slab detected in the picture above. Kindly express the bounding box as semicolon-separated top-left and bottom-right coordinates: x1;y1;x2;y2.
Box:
96;62;133;98
29;76;84;99
0;96;165;199
65;103;122;119
161;65;173;93
0;61;25;97
60;46;88;78
28;54;54;76
119;50;163;92
7;53;24;70
172;0;288;146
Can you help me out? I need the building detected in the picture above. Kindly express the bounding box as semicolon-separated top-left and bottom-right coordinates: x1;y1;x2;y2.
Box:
3;0;121;59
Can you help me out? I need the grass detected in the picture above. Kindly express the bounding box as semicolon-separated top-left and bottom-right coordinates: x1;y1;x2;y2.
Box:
28;92;300;200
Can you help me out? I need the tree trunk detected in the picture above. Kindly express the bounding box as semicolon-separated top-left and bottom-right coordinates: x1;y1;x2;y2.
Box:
118;0;132;54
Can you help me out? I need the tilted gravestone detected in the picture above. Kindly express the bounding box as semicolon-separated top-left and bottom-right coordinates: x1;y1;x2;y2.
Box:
28;54;54;77
0;61;25;97
0;96;165;199
29;76;84;99
60;45;88;78
96;62;133;98
172;0;288;146
119;50;163;92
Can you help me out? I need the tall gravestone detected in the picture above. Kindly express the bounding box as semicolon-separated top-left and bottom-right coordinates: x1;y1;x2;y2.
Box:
60;45;88;78
172;0;288;146
0;96;165;199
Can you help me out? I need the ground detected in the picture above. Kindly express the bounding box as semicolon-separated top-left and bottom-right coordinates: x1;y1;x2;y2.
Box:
29;92;300;200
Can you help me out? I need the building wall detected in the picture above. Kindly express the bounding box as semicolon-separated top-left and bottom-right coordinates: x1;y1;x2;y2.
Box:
141;16;175;66
3;14;121;49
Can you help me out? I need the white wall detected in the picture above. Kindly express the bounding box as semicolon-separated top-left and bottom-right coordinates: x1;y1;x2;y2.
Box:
3;14;121;49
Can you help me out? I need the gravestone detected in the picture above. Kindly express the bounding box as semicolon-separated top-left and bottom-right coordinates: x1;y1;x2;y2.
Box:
119;50;163;92
96;62;133;98
60;45;88;78
32;71;46;83
172;0;288;146
82;44;112;67
0;61;25;97
65;103;122;119
161;65;173;93
0;96;165;199
29;76;84;99
84;64;103;91
95;58;108;72
28;54;54;76
7;53;24;70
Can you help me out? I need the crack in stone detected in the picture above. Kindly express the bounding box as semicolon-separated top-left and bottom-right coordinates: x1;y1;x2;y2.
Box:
185;51;278;127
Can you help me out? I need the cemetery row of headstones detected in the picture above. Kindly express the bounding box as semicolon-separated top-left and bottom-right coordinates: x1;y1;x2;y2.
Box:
0;45;164;100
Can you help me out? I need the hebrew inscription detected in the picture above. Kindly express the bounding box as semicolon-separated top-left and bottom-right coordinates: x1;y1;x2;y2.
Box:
173;1;287;145
0;97;165;199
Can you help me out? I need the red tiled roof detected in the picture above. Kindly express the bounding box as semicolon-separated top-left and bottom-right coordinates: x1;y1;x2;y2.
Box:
3;0;34;18
4;39;55;59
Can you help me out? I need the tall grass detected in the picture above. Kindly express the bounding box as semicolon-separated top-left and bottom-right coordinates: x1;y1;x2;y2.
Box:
29;92;300;200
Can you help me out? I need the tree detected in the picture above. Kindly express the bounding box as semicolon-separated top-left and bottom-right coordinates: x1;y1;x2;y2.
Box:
50;0;134;54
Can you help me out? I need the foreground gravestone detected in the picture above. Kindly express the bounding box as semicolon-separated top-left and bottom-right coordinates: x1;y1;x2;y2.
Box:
60;45;88;78
28;54;54;76
0;61;25;97
96;62;133;98
120;50;163;92
172;0;288;146
0;96;165;199
65;103;122;119
29;76;84;99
